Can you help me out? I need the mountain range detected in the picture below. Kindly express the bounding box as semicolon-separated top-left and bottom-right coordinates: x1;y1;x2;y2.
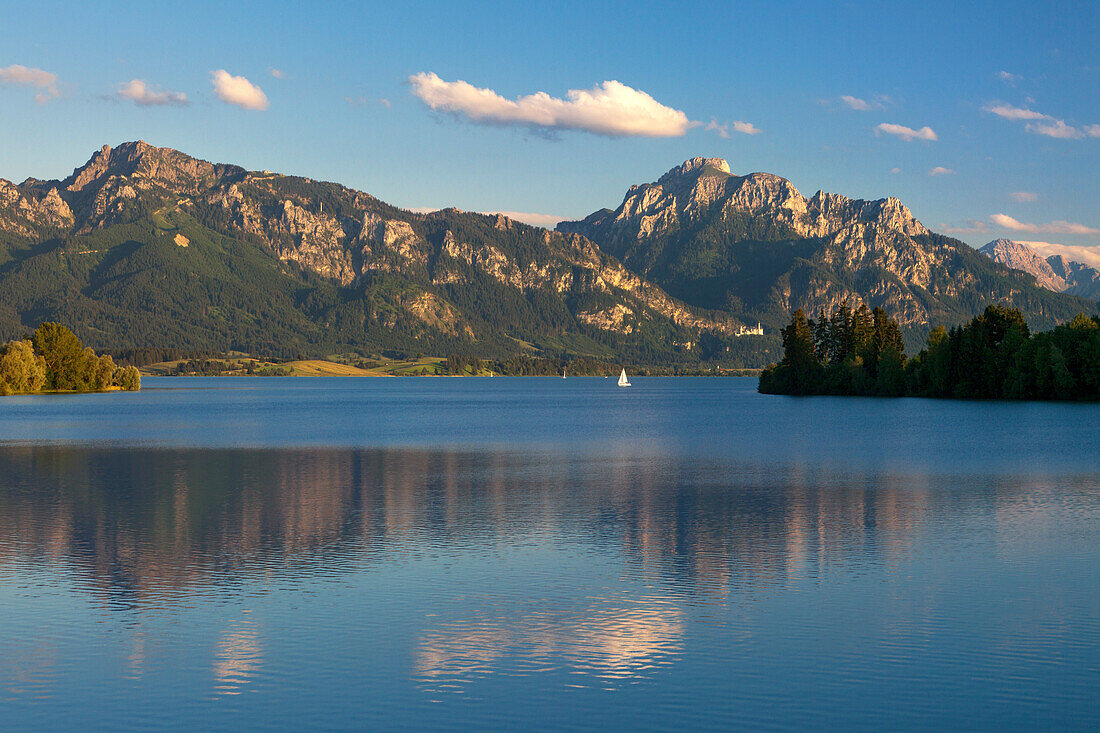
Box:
559;158;1093;348
1;143;1094;365
0;142;752;364
978;239;1100;301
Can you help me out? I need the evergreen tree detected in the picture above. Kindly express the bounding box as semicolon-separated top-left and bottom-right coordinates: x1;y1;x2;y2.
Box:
760;302;1098;402
777;309;820;393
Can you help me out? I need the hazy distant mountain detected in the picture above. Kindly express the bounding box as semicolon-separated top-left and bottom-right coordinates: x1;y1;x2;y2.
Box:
978;239;1068;291
1048;256;1100;300
559;157;1092;345
0;142;755;363
979;238;1100;301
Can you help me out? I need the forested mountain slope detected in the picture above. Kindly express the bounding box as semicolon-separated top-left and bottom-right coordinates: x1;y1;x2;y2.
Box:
0;142;760;363
559;158;1093;349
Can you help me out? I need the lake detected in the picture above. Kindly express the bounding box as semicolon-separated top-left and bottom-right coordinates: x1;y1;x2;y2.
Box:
1;377;1098;730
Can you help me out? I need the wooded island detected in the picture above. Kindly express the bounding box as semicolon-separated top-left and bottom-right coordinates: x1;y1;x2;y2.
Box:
760;303;1100;401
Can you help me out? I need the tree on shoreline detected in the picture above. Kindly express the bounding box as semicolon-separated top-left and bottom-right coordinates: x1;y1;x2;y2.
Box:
0;324;140;395
0;340;47;395
34;322;86;391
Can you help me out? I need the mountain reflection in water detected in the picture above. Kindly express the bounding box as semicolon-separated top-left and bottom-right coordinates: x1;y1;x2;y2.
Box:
1;444;1098;729
0;446;990;601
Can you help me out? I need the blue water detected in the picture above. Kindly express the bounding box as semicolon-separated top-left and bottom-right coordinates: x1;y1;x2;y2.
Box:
0;377;1098;730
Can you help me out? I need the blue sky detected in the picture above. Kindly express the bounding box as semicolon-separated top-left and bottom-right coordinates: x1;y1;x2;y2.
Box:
1;0;1097;254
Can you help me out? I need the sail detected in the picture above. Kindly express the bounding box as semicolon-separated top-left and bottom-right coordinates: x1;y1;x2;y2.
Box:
618;368;630;387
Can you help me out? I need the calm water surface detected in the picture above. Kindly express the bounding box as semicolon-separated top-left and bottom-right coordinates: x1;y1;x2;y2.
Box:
0;377;1098;730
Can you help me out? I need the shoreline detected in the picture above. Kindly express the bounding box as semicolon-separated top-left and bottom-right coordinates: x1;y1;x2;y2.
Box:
137;356;763;379
139;371;764;379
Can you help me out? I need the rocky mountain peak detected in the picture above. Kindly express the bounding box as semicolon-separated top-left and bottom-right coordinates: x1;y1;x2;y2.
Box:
657;157;731;186
980;239;1026;257
979;239;1067;292
863;197;926;236
61;140;244;195
978;239;1100;300
559;158;931;252
980;238;1033;261
64;141;149;191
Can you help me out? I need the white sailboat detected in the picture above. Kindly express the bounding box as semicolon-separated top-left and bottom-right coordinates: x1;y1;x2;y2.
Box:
562;367;566;379
618;368;631;387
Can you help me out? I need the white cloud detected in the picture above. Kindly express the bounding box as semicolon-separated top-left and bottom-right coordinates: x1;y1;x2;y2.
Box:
1019;241;1100;269
890;167;901;174
998;70;1022;84
269;68;285;79
942;219;989;235
705;119;730;138
346;96;391;109
211;70;269;110
1010;191;1038;203
117;79;188;106
1025;119;1085;139
732;120;761;135
839;94;886;111
408;72;693;137
985;102;1099;139
705;119;761;137
875;122;937;141
989;214;1034;231
838;94;890;111
929;166;955;176
984;103;1048;121
990;214;1099;235
0;64;60;101
840;95;872;111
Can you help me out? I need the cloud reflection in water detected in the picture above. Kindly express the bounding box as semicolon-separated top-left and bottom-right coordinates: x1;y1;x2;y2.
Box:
415;593;684;690
212;616;263;696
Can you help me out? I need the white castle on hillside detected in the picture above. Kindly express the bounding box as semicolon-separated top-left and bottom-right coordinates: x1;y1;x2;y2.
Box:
736;322;764;336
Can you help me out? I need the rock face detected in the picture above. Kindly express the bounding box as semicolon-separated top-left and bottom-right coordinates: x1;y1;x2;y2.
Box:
0;142;745;361
63;141;244;195
559;158;1088;336
562;156;928;256
980;239;1100;301
0;180;75;236
1048;256;1100;300
978;239;1067;291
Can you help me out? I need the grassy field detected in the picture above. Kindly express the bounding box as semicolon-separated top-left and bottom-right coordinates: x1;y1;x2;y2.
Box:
141;356;451;377
282;360;378;376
